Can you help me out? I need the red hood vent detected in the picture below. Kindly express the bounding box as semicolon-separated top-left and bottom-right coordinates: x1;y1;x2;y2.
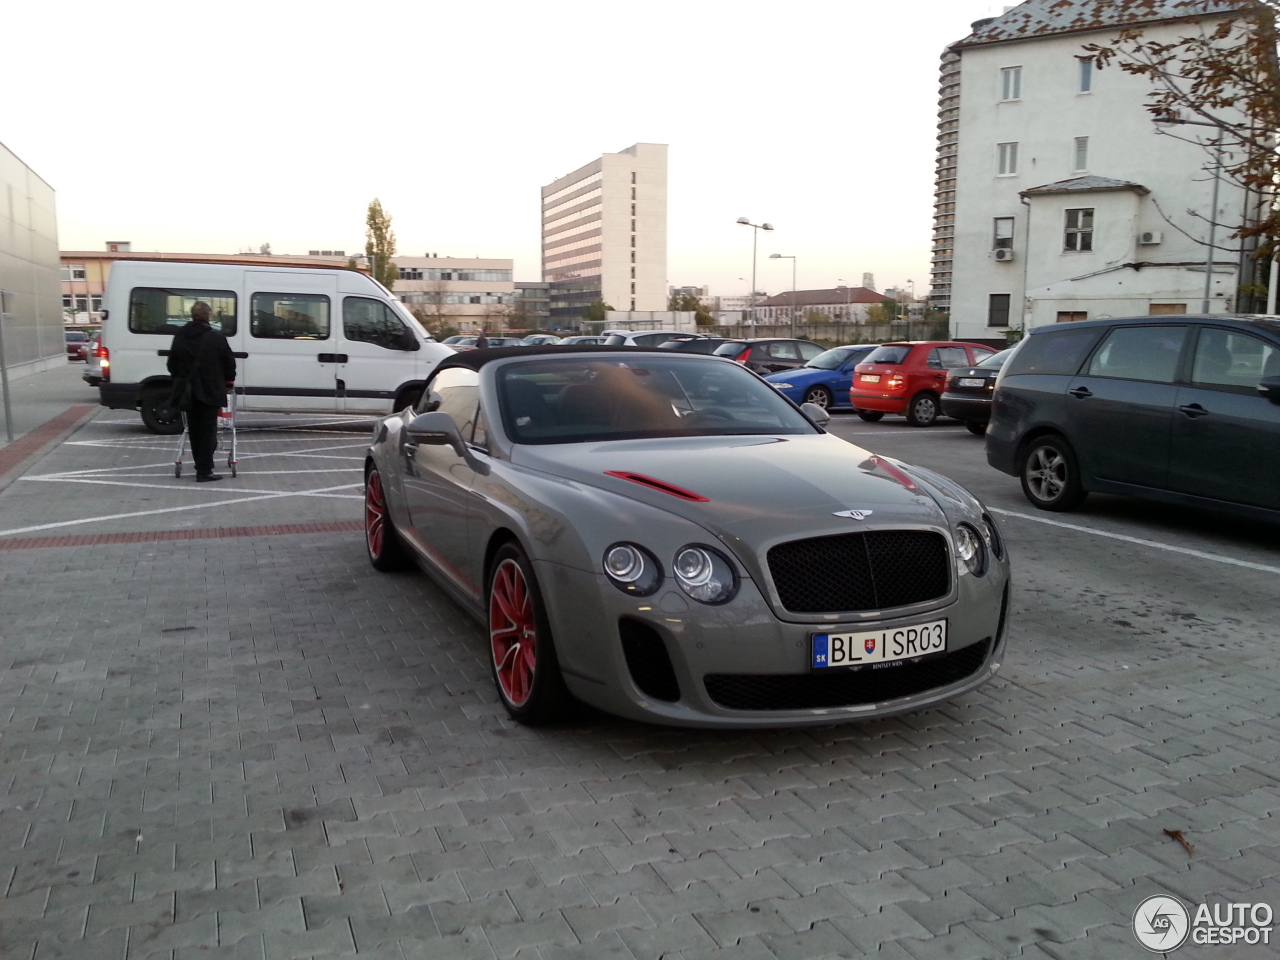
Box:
604;471;710;502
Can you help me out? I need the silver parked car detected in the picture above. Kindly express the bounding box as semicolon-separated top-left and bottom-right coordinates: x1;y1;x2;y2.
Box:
364;346;1010;727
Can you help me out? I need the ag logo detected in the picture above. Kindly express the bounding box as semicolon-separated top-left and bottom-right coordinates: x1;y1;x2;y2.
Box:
833;510;873;520
1133;895;1190;952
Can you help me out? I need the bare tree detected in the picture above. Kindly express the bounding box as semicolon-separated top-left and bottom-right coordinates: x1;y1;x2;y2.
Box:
410;279;458;338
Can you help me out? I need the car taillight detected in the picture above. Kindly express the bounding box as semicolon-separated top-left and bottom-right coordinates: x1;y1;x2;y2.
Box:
887;374;905;388
98;345;110;380
735;350;750;364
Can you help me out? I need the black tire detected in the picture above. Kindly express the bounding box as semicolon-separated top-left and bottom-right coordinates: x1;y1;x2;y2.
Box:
1019;434;1088;511
802;385;833;410
364;465;412;571
856;410;884;422
905;392;939;427
487;541;570;725
140;390;184;435
965;420;988;437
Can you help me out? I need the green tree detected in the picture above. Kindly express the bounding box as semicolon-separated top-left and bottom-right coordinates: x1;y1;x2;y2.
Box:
364;198;398;289
667;292;716;325
582;298;613;324
1084;1;1280;245
864;303;893;325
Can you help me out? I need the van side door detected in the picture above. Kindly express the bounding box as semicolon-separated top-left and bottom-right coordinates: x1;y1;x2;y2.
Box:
339;296;421;414
1168;327;1280;509
240;272;339;413
1065;325;1187;490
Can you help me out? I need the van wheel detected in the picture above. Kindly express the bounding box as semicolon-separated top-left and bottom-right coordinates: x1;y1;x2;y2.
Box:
1020;434;1087;511
140;390;184;435
905;392;939;427
856;410;884;422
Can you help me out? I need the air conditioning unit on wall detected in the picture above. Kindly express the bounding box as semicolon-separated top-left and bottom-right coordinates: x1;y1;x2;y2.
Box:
1139;231;1163;245
993;248;1016;262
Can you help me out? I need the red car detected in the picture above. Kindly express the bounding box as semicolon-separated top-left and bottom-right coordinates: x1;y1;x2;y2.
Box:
850;340;999;426
65;331;90;362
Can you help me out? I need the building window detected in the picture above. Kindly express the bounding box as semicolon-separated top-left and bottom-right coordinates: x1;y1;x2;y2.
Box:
1149;303;1188;315
630;251;635;262
630;236;636;247
631;203;636;216
988;294;1011;327
630;282;636;294
1000;66;1022;101
60;264;87;281
1078;57;1094;93
631;187;636;200
1073;137;1089;172
997;142;1018;176
1056;311;1088;323
630;267;635;279
993;217;1015;250
1064;208;1094;252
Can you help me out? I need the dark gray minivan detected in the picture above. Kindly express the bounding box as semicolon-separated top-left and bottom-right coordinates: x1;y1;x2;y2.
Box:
987;316;1280;519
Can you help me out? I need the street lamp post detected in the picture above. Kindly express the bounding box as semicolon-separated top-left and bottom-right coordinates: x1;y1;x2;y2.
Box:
769;254;797;338
736;218;773;326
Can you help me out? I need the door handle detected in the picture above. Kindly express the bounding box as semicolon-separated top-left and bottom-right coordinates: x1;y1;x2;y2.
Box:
1177;403;1210;418
317;353;349;364
1068;386;1093;399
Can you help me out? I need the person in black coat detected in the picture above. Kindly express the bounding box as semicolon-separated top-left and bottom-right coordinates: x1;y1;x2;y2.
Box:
166;301;237;481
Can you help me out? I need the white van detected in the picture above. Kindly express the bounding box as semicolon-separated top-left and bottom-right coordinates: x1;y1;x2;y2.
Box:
97;261;453;432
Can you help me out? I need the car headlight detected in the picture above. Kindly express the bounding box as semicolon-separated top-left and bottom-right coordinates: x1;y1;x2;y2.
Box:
602;543;661;596
982;514;1004;561
673;545;738;604
955;523;988;577
772;382;794;390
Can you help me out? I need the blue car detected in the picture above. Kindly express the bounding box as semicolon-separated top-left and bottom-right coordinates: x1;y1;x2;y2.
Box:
763;344;880;411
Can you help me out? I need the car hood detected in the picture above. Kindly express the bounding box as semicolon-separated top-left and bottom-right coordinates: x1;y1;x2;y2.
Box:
510;433;946;542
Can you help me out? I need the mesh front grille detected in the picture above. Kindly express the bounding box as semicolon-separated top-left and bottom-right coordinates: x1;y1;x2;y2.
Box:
767;530;950;613
704;638;992;711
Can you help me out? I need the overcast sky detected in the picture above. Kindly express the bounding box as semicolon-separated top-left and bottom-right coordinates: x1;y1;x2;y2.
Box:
4;0;1014;298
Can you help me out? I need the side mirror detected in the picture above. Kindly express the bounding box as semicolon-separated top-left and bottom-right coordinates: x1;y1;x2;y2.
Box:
397;328;421;351
800;401;831;427
1259;376;1280;404
405;412;490;475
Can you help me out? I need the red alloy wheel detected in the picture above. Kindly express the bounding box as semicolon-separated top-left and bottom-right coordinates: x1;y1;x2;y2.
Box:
365;469;387;558
490;558;537;706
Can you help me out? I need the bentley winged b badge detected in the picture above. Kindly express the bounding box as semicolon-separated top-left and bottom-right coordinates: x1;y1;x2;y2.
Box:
833;509;873;520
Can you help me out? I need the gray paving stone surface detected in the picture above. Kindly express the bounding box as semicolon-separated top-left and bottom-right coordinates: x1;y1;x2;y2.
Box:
0;389;1276;958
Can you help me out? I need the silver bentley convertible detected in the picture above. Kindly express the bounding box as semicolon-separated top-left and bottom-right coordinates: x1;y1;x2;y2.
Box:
364;346;1011;727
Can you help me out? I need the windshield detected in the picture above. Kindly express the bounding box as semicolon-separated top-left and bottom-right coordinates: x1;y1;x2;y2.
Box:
498;356;820;444
712;342;748;359
864;345;911;365
807;347;864;370
978;348;1012;368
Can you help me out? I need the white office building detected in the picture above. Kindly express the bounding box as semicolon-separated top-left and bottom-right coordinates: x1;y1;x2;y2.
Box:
542;143;668;322
932;0;1261;338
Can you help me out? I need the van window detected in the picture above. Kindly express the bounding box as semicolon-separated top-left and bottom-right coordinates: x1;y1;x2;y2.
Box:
343;297;414;350
1086;326;1186;383
251;293;330;340
1191;328;1278;393
129;287;237;336
1003;327;1103;377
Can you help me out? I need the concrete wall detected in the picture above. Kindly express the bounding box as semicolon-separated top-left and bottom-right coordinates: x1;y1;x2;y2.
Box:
0;141;61;378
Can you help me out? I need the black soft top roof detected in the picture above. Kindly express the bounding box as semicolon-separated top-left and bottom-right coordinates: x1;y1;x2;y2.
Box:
434;344;705;374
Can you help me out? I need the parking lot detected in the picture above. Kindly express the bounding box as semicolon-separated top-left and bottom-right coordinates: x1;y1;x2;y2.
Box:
0;371;1277;959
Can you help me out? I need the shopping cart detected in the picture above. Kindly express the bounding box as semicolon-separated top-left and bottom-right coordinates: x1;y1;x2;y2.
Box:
173;391;238;478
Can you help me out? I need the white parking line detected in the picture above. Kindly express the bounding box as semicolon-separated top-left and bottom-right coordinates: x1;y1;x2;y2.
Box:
0;483;362;537
990;507;1280;576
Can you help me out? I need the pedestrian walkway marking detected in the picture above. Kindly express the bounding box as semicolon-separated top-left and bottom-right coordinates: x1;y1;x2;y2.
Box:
990;507;1280;576
0;520;364;550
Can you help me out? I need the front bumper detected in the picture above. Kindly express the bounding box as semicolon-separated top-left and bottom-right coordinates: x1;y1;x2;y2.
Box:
537;557;1010;729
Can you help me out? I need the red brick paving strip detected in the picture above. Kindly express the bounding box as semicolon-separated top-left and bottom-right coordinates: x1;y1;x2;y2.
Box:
0;404;98;478
0;520;364;550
